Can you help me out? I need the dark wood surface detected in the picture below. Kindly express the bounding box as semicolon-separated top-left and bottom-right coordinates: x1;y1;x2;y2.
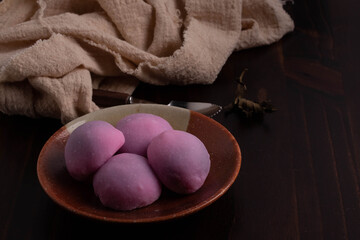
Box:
1;1;360;239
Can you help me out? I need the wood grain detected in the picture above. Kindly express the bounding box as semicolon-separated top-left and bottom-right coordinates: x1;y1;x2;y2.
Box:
1;0;360;239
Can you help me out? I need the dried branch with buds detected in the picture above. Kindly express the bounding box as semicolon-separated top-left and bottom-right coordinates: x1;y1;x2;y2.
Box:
225;69;277;120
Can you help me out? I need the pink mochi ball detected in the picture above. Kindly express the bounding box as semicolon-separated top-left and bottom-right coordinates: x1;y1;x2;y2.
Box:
64;121;125;181
93;153;162;211
147;130;211;194
116;113;173;156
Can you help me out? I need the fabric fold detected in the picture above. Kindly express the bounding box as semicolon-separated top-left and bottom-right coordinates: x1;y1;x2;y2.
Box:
0;0;294;123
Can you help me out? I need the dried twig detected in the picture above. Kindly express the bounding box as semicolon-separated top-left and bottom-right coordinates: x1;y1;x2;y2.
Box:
225;69;277;120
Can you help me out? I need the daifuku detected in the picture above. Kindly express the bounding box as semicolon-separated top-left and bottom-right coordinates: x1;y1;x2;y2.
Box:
147;130;210;194
64;121;125;181
116;113;173;156
93;153;162;211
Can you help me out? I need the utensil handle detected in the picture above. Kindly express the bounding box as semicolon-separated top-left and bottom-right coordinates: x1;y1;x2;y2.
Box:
92;89;131;107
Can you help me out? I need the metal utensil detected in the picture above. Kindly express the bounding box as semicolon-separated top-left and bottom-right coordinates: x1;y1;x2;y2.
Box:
93;89;222;117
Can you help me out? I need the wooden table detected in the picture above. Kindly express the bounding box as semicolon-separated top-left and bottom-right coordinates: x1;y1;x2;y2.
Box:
1;1;360;239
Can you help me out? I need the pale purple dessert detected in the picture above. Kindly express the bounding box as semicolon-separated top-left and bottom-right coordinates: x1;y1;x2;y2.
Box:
147;130;210;194
64;121;125;181
116;113;173;156
93;153;162;211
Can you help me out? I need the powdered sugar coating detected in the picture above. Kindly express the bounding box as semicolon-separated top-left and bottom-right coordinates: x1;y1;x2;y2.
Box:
116;113;173;156
64;121;125;181
93;153;162;211
147;130;210;194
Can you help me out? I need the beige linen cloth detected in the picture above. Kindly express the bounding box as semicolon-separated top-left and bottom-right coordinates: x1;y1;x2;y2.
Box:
0;0;294;123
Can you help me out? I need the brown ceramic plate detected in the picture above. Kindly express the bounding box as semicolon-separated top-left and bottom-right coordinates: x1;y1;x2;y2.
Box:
37;104;241;223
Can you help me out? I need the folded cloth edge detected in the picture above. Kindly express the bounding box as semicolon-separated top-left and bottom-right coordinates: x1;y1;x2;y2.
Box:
0;0;294;123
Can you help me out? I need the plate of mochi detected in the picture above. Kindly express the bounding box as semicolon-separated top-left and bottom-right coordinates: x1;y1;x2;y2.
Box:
37;104;241;223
